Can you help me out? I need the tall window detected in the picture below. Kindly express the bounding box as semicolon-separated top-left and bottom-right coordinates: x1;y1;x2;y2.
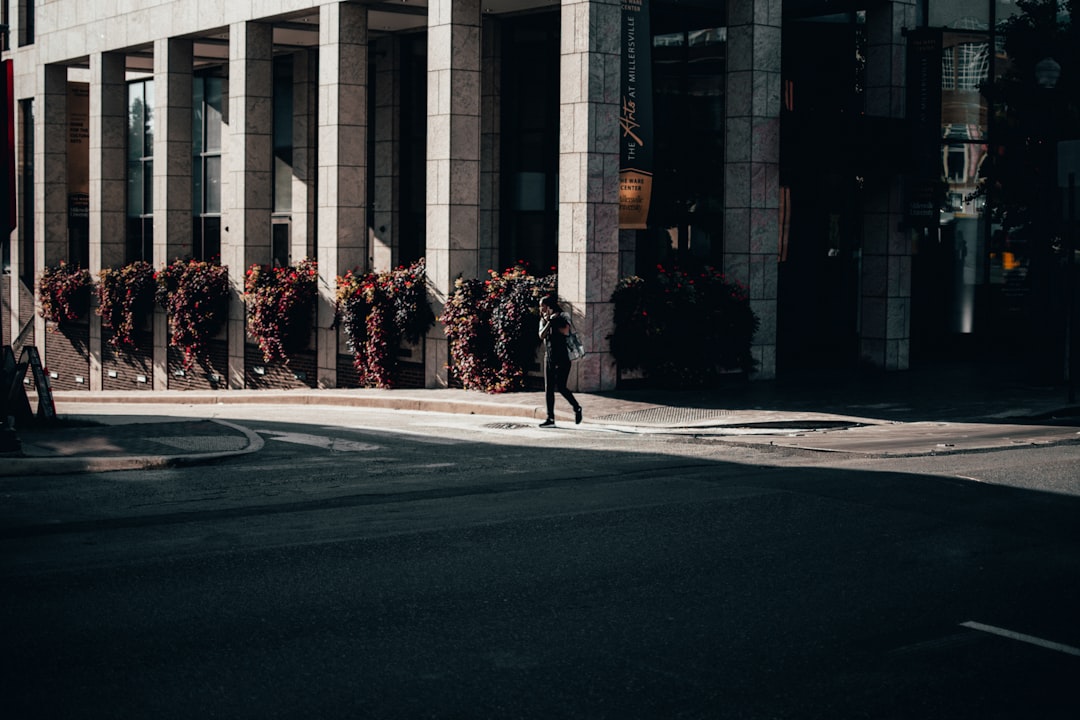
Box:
17;0;32;46
127;80;154;262
934;12;1001;336
648;6;727;271
272;56;293;268
398;35;426;267
929;5;1031;304
499;13;560;272
940;32;990;221
2;0;9;52
19;98;33;283
193;74;223;261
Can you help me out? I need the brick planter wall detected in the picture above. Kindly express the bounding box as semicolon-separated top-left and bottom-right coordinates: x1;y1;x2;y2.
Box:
167;339;228;390
245;345;317;390
102;330;155;390
43;322;91;391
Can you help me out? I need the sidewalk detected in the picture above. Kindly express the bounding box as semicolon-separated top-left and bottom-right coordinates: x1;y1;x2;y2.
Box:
5;363;1080;475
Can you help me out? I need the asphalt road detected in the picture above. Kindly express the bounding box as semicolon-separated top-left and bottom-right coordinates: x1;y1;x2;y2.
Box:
2;407;1078;719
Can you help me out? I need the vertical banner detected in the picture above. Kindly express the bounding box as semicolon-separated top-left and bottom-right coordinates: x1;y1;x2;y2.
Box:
905;27;943;228
619;0;653;230
67;82;90;210
67;82;90;263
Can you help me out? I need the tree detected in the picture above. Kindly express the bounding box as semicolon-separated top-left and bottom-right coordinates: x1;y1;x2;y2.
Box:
980;0;1077;238
978;1;1078;382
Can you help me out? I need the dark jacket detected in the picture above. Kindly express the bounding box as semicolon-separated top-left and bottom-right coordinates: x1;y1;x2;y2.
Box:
540;312;571;366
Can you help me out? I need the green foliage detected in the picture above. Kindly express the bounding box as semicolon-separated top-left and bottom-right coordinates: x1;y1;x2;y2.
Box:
441;265;556;393
611;264;759;388
155;259;231;369
37;262;93;325
97;261;156;352
244;259;319;364
335;259;435;388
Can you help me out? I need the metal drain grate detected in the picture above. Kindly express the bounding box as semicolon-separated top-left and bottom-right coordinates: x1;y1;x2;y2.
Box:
594;407;733;426
482;422;533;430
150;436;249;452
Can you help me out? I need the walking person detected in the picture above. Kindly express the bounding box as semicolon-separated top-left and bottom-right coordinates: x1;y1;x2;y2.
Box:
538;295;583;428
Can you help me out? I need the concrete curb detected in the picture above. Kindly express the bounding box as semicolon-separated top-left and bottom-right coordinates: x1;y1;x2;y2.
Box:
48;390;880;429
0;419;264;477
51;390;557;423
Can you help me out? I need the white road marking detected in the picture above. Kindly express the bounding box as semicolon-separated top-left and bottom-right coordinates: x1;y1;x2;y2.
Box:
257;430;381;453
960;621;1080;657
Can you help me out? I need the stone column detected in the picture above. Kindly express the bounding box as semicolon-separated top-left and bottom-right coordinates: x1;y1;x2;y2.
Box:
225;21;274;388
88;51;127;391
35;64;68;365
558;0;621;392
724;0;782;380
316;2;369;388
372;35;400;272
425;0;482;387
153;37;194;389
861;0;917;371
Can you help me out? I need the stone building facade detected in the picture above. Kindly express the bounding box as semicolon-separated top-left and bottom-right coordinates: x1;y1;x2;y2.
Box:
3;1;1023;394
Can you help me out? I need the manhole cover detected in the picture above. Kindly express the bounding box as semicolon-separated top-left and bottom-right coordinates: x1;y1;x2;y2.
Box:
482;422;533;430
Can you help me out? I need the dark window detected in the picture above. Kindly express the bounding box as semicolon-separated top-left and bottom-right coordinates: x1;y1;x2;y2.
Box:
272;219;290;268
648;2;728;271
273;56;293;215
17;0;33;47
499;12;560;273
193;74;223;261
127;79;154;262
19;98;33;283
398;35;426;267
1;1;9;52
272;56;294;266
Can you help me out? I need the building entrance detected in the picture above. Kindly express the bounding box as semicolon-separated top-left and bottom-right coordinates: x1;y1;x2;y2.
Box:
777;13;863;373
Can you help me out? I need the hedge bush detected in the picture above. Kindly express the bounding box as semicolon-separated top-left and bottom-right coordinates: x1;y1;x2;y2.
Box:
335;259;435;388
38;262;93;325
611;264;758;387
441;265;556;393
156;259;231;369
244;259;318;364
97;261;156;351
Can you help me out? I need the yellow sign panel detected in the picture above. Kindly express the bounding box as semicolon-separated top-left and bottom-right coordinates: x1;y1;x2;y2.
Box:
619;169;653;230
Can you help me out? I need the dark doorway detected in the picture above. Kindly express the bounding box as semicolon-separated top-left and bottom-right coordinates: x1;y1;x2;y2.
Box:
398;34;427;268
642;1;728;274
777;13;864;373
499;12;560;274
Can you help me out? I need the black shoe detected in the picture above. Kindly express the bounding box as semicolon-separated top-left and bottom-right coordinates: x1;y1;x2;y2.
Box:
539;419;556;428
574;407;583;425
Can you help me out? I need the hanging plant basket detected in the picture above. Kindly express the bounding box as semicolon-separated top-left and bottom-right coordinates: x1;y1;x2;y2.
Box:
244;258;319;364
335;258;435;389
37;262;93;326
155;259;231;369
97;260;157;351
